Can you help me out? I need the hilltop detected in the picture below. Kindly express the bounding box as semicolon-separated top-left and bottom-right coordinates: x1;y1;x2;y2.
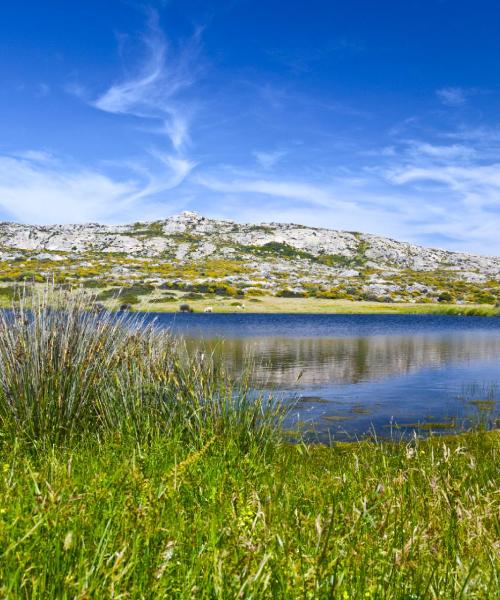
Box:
0;211;498;307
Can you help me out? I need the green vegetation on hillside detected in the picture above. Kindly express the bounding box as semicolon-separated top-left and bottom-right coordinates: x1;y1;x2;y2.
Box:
235;239;370;270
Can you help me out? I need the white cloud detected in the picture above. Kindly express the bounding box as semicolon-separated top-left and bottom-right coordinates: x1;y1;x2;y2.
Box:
253;150;287;169
194;124;500;255
197;175;354;210
10;150;56;163
407;141;475;160
0;151;194;224
436;87;468;107
386;163;500;208
92;12;200;151
383;136;500;211
445;125;500;144
374;133;500;254
14;11;199;225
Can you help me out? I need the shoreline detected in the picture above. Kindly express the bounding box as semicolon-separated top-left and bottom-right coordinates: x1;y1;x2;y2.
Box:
127;297;500;316
0;285;497;316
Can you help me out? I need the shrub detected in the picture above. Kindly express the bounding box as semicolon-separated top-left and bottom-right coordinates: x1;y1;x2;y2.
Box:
0;286;16;300
97;285;154;301
149;297;177;303
245;288;266;296
276;289;307;298
471;292;497;305
81;279;106;288
119;294;140;305
438;291;454;303
16;271;45;283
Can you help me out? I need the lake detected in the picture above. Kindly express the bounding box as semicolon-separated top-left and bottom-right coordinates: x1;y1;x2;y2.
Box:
147;313;500;441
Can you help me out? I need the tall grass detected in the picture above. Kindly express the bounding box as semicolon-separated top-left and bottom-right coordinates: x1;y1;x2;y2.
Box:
0;431;498;598
0;286;283;447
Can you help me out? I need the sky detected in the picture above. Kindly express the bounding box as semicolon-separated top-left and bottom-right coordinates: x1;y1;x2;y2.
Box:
1;0;500;255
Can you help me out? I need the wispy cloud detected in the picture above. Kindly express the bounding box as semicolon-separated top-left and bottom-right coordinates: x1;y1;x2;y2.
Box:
405;141;476;160
197;175;354;210
194;121;500;255
253;149;287;169
386;162;500;208
445;125;500;144
195;171;424;240
436;86;468;107
41;9;201;222
0;151;192;224
373;132;500;253
92;11;201;152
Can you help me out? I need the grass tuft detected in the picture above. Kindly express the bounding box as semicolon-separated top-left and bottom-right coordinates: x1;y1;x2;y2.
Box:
0;285;283;448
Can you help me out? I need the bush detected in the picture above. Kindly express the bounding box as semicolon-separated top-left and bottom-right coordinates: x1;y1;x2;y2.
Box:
81;279;106;288
0;286;16;300
149;297;177;303
438;291;454;303
16;271;45;283
471;292;497;305
276;289;307;298
119;294;140;305
245;288;266;296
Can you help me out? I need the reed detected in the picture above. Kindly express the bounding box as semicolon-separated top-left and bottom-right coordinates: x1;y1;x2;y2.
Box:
0;285;283;448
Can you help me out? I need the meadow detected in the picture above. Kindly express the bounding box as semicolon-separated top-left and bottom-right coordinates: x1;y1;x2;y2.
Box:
0;282;498;317
0;289;498;598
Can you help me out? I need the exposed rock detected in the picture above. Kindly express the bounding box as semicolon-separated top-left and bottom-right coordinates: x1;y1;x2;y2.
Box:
0;211;498;303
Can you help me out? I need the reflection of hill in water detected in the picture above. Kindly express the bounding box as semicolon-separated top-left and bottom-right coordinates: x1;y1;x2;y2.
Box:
186;334;500;388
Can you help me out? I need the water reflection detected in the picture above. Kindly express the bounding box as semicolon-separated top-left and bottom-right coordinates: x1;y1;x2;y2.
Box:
186;333;500;388
152;313;500;440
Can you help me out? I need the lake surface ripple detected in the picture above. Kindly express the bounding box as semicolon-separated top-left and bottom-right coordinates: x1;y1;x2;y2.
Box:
148;313;500;440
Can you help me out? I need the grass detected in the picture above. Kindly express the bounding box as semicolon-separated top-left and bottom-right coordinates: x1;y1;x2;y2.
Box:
101;292;500;316
1;431;499;598
137;295;500;316
0;287;281;447
0;283;498;315
0;287;498;597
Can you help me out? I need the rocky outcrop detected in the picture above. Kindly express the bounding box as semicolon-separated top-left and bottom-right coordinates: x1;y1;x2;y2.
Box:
0;210;498;273
0;211;498;302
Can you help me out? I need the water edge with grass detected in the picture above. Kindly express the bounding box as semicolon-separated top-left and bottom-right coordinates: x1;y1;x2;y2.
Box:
0;289;498;598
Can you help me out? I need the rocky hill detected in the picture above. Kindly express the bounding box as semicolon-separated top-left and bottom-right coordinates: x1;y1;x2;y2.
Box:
0;211;498;305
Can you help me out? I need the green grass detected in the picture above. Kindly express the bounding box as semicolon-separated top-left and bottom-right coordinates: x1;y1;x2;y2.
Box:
430;305;500;317
0;287;498;598
0;283;498;316
1;431;499;598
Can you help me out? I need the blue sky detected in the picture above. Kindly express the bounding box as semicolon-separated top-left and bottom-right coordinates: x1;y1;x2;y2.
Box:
1;0;500;255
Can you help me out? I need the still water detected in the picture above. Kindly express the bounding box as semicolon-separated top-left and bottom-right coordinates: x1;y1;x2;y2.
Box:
148;313;500;440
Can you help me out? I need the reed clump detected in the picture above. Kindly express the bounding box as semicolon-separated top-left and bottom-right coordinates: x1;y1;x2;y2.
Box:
0;286;282;447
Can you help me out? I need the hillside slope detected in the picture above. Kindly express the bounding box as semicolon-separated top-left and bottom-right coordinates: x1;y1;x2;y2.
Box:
0;211;498;305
